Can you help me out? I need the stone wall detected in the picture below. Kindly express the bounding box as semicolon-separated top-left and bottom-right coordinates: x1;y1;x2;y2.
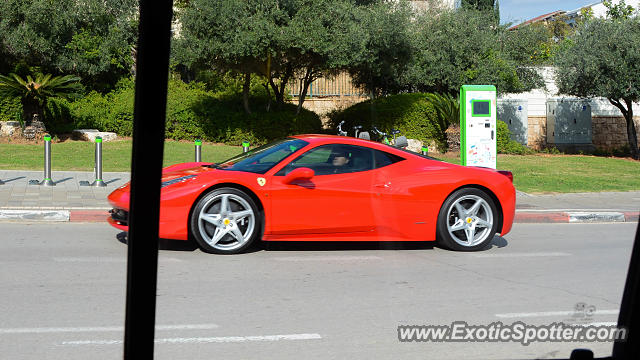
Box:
294;96;369;128
592;116;639;150
526;115;639;150
297;96;368;115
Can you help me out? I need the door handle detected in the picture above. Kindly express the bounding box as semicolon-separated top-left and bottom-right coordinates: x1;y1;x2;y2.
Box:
375;182;390;188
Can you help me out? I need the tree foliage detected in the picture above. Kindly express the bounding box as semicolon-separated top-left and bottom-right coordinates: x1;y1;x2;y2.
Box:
174;0;367;113
555;17;640;159
603;0;636;19
346;1;413;96
461;0;496;11
461;0;499;23
0;0;138;91
403;9;543;96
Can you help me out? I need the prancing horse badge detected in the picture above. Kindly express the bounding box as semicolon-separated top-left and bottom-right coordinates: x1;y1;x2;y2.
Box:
257;177;266;186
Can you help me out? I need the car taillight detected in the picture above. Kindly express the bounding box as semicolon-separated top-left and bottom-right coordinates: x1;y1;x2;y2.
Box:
497;170;513;183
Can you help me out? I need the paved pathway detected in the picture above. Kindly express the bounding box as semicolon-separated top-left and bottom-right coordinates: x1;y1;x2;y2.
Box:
0;170;129;209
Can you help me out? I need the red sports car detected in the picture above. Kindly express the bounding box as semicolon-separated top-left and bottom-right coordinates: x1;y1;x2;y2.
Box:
108;135;515;254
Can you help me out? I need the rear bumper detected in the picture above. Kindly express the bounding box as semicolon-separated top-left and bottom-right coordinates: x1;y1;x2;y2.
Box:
499;187;516;236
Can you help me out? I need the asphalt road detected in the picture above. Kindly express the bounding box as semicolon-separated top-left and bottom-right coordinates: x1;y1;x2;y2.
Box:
0;222;637;360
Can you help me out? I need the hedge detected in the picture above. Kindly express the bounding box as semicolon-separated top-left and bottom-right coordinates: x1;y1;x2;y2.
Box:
0;96;21;123
327;93;445;149
67;79;322;145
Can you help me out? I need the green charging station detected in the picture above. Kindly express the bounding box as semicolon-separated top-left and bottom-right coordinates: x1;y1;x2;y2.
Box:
460;85;497;169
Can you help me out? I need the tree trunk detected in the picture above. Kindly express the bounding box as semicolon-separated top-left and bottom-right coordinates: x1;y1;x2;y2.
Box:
609;98;639;160
268;78;281;108
269;63;293;108
624;99;639;160
242;72;251;114
263;83;271;112
296;66;313;116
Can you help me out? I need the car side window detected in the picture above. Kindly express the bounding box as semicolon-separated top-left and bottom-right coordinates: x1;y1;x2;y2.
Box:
276;144;374;176
373;149;405;169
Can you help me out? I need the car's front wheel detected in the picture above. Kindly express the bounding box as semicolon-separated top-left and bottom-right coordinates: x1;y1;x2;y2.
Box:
190;187;261;254
436;188;499;251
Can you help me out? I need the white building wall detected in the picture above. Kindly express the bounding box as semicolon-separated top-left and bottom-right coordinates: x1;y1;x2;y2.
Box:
499;66;639;117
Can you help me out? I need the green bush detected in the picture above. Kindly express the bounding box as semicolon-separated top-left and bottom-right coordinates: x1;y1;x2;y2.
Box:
496;120;532;155
68;78;322;145
44;98;75;134
0;96;22;123
1;95;75;134
327;93;444;149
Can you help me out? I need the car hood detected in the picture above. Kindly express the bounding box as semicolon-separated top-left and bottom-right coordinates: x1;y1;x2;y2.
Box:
162;162;213;179
108;162;215;210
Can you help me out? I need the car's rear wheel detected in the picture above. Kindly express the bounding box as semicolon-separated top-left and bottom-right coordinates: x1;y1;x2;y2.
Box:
436;188;499;251
190;187;260;254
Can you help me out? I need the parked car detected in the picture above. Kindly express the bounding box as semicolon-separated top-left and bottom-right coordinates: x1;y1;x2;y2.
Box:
108;135;515;254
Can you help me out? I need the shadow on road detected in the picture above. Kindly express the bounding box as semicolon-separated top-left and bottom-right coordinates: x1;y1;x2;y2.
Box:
115;232;508;253
488;235;508;249
260;241;436;252
433;235;508;251
116;232;198;252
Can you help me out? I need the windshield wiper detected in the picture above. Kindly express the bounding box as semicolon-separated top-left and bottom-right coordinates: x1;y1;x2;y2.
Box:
206;163;222;169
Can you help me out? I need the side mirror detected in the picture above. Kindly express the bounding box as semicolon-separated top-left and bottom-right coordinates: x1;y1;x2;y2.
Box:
283;167;314;184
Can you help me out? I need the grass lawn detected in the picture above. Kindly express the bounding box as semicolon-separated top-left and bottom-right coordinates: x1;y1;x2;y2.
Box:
0;139;241;172
1;140;639;193
435;153;640;193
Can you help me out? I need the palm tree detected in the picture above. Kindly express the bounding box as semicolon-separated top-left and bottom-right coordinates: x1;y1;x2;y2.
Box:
0;73;82;128
425;92;460;135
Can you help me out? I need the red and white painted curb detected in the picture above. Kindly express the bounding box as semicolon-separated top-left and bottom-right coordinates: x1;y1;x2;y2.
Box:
0;209;108;222
0;209;637;224
515;211;639;223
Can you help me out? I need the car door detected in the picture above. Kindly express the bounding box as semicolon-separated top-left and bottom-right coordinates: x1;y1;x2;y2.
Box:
371;150;442;241
267;144;376;236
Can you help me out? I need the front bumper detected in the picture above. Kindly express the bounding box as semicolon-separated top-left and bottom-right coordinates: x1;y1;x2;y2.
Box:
108;208;129;231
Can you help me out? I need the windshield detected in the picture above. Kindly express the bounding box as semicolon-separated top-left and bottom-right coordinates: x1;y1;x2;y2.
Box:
211;138;309;174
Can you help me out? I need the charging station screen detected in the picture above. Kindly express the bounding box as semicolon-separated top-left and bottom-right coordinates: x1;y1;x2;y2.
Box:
472;100;490;116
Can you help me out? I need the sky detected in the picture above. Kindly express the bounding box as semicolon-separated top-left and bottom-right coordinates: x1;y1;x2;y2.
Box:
499;0;600;24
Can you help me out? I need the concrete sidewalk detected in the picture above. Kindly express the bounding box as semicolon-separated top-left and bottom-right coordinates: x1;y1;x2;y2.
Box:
0;170;129;209
0;169;637;223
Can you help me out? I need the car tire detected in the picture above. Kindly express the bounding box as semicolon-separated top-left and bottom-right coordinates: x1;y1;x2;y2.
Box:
436;187;499;251
190;187;261;254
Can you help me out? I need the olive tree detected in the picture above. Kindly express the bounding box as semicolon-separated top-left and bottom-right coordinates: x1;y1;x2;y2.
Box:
346;0;413;96
174;0;364;114
404;9;543;96
555;17;640;159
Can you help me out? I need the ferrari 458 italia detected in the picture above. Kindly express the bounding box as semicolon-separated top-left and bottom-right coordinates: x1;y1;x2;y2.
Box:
108;135;515;254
